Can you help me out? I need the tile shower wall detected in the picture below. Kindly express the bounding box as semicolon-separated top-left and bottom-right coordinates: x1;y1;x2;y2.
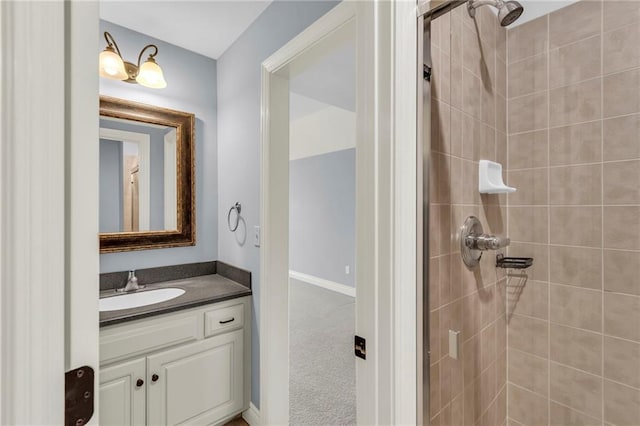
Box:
429;5;508;426
506;1;640;425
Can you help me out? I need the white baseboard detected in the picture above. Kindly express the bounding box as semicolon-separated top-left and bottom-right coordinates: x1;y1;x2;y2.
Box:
289;270;356;298
242;402;260;426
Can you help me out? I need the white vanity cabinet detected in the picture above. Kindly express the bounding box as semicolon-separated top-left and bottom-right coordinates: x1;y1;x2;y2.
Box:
99;297;250;426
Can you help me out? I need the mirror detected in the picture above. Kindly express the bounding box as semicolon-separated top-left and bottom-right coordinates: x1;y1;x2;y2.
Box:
99;96;195;253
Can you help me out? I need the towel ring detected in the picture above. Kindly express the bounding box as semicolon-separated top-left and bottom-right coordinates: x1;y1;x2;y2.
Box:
227;202;241;232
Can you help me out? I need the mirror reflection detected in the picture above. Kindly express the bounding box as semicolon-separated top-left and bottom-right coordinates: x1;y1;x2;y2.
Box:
99;117;177;233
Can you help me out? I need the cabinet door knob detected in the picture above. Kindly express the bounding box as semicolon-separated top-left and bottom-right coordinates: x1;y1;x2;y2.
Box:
151;374;159;382
136;378;144;387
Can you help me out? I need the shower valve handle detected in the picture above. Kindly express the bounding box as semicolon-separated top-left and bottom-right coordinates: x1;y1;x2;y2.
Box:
465;234;510;251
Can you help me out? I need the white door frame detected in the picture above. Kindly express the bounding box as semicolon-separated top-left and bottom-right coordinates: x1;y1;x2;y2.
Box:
99;127;152;231
1;1;100;424
260;1;418;424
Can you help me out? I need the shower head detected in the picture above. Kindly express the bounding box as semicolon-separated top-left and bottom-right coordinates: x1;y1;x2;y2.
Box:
467;0;524;27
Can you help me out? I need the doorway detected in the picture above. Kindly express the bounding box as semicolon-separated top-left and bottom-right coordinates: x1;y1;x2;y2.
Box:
287;21;356;423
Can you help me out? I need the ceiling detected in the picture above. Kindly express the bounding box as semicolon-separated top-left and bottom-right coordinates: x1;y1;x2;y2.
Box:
99;1;273;59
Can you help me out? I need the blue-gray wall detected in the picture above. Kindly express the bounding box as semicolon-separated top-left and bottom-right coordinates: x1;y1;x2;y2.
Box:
289;149;355;286
99;20;218;272
216;0;339;408
99;118;169;231
99;139;123;232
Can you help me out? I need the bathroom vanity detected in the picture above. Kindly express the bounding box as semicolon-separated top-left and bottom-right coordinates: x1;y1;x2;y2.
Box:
99;274;251;426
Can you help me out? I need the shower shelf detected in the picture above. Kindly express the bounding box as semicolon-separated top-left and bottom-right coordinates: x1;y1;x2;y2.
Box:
496;254;533;269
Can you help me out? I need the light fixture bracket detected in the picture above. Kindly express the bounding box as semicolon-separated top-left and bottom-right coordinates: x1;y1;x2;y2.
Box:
123;61;139;83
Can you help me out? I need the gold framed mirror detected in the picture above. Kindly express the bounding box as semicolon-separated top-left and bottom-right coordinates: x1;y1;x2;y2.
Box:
99;96;195;253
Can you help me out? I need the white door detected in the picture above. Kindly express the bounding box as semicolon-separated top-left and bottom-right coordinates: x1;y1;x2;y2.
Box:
0;1;100;425
146;329;244;426
100;358;147;426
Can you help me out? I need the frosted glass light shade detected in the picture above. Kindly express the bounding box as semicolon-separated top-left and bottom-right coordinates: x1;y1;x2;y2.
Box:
99;49;128;80
136;60;167;89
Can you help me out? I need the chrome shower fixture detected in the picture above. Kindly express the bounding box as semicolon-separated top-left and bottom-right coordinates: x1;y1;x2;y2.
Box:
467;0;524;27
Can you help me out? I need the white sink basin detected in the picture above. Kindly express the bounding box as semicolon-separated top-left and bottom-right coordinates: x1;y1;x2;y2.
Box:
100;288;185;312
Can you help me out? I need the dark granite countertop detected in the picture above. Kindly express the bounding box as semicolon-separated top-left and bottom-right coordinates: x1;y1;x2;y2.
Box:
100;274;252;327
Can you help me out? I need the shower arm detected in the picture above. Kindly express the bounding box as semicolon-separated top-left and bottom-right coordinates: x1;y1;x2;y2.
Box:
467;0;503;16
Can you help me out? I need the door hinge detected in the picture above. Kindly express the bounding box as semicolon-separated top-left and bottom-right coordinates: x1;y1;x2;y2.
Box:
423;64;432;81
355;335;366;360
65;366;95;426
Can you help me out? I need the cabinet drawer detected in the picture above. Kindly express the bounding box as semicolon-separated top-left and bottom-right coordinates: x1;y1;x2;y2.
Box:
101;314;200;365
204;303;244;337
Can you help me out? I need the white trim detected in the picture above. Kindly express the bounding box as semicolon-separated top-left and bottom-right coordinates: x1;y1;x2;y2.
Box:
289;270;356;298
66;2;100;424
392;1;419;424
1;2;66;424
241;402;260;426
164;128;177;229
99;127;151;231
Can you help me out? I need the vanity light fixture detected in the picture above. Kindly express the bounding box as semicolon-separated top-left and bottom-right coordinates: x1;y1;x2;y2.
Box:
99;31;167;89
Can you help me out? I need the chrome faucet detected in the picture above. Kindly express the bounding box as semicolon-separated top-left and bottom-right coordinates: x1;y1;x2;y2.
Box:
117;270;145;292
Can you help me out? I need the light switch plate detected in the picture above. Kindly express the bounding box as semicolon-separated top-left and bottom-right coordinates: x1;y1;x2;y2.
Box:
253;226;260;247
449;330;460;360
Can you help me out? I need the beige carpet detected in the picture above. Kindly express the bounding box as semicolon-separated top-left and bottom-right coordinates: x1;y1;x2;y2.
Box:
289;278;356;426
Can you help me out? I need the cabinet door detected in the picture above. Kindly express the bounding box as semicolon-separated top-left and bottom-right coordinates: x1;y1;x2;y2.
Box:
99;358;146;426
147;329;244;426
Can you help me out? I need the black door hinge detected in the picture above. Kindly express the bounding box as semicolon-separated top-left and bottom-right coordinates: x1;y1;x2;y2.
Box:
423;64;432;81
355;335;366;360
65;366;95;426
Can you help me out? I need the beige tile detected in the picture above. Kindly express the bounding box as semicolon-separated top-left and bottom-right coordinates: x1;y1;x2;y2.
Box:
496;57;507;98
604;23;640;75
509;92;548;133
463;333;481;384
462;160;480;205
508;348;548;396
550;323;602;375
497;95;507;136
497;24;507;63
550;284;602;332
431;99;451;154
463;293;480;341
550;207;602;248
604;292;640;342
550;245;602;290
507;169;548;206
508;207;549;244
508;384;549;426
463;67;482;120
603;114;640;161
482;85;495;128
603;206;640;250
604;249;640;296
508;279;549;320
550;401;601;426
549;121;602;166
451;59;464;111
431;362;441;417
549;78;602;127
549;164;602;205
603;379;640;426
462;20;483;79
604;68;640;118
508;130;548;170
496;349;507;392
549;0;601;49
481;322;497;370
550;362;603;419
604;0;640;31
507;15;548;64
508;242;549;282
508;54;548;99
508;314;549;358
604;336;640;389
462;112;481;161
549;35;601;89
450;107;463;157
497;130;507;166
604;160;640;204
431;309;441;360
450;156;463;205
430;257;440;310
